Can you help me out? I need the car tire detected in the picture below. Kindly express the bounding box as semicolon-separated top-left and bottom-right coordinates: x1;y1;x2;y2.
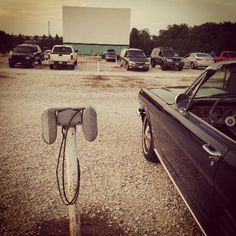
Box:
190;62;195;69
70;65;75;70
49;64;54;70
74;60;77;65
38;60;42;65
30;61;35;68
9;62;14;68
151;59;155;68
142;115;158;162
125;63;130;71
161;63;167;71
178;66;183;71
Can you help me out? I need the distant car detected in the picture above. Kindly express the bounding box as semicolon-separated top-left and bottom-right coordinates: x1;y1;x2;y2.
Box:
8;44;43;68
151;47;184;71
214;51;236;63
138;60;236;236
184;52;214;69
105;51;117;62
119;48;150;71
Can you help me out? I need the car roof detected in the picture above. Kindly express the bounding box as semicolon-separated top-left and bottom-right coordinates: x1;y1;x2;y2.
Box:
127;48;143;51
53;45;71;47
205;60;236;71
18;44;37;47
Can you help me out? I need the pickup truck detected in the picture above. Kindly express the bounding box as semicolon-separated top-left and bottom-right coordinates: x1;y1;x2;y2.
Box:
214;51;236;62
49;45;77;69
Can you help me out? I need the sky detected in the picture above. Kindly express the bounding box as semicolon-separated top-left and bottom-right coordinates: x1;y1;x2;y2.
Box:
0;0;236;36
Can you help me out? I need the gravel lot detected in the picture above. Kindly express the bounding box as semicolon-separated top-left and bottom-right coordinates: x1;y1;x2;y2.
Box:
0;55;204;235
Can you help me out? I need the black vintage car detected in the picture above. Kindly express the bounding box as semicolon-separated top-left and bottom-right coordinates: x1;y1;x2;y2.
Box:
8;44;43;68
138;60;236;235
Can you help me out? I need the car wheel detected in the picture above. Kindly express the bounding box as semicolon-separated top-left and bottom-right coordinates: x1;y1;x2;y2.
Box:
70;65;75;70
9;62;14;68
142;116;158;162
30;61;35;68
161;63;167;71
74;60;77;65
38;60;42;65
49;64;54;70
125;63;130;71
190;62;195;69
178;66;183;71
151;59;155;68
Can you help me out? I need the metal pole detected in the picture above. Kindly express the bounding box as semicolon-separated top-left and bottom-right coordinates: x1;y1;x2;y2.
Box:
66;127;80;236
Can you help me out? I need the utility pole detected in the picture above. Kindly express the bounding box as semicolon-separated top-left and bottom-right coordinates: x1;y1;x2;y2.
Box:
48;21;50;36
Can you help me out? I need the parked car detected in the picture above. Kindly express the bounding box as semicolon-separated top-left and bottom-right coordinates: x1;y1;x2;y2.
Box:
184;52;214;69
151;47;184;70
119;48;150;71
138;60;236;236
48;45;77;69
105;51;117;62
214;51;236;63
8;44;43;68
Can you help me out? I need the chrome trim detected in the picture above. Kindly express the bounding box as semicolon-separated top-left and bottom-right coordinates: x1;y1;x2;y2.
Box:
154;148;207;236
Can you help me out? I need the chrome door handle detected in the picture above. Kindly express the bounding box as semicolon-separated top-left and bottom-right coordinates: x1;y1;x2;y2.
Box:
202;144;221;166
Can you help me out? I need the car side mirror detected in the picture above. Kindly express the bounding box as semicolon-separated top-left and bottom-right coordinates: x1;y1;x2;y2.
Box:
175;93;189;110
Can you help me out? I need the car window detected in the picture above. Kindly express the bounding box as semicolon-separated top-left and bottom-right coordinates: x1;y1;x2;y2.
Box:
195;53;211;57
228;52;236;57
195;70;231;98
53;46;72;54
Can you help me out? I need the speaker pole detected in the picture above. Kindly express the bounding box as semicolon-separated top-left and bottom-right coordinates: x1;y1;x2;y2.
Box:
66;127;81;236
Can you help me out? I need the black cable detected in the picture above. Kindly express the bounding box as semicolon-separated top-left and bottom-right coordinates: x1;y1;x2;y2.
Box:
56;110;82;205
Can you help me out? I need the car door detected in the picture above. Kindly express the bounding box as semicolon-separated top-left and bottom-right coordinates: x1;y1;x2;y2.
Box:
143;73;231;234
211;148;236;235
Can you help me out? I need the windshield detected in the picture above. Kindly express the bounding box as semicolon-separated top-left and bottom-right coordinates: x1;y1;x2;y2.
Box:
163;50;179;57
128;50;146;58
195;69;236;98
15;46;35;53
53;46;72;54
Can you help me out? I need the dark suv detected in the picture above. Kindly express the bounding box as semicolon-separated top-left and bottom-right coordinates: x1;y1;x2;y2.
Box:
119;48;150;71
8;44;43;68
151;47;184;71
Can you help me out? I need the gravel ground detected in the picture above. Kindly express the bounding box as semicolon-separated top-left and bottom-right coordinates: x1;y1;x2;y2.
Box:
0;55;203;235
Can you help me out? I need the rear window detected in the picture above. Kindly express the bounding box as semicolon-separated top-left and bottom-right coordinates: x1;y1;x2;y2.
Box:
53;47;72;54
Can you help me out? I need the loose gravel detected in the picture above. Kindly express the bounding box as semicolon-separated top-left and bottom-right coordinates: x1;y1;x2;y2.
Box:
0;56;203;235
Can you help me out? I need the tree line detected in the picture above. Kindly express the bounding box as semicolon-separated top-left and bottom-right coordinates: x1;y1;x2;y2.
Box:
1;22;236;55
130;22;236;56
0;31;62;54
